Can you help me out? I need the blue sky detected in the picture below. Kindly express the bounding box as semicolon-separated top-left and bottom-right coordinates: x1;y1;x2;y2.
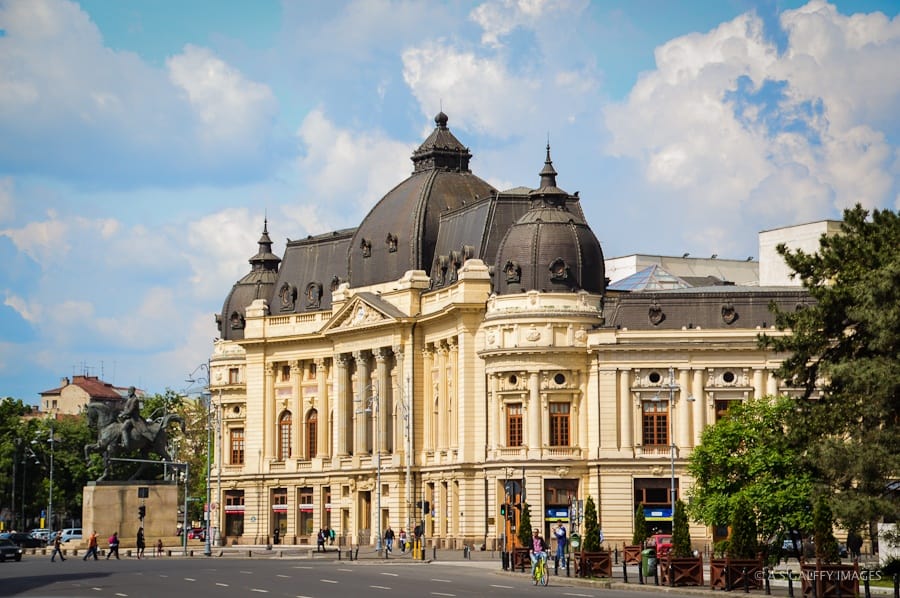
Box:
1;0;898;403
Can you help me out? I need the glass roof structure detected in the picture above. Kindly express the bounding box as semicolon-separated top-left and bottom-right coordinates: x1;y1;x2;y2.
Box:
607;264;692;292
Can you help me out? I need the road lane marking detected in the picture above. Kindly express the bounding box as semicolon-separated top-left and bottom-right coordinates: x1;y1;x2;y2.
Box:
240;570;253;574
115;594;128;597
216;583;229;587
490;585;514;589
184;578;196;582
431;578;452;582
250;589;268;593
431;593;456;597
337;568;353;571
380;572;399;577
277;574;290;578
563;594;593;597
292;566;313;569
370;585;391;590
321;579;338;583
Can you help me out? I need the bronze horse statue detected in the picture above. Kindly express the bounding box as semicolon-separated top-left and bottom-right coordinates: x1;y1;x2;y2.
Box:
84;401;185;481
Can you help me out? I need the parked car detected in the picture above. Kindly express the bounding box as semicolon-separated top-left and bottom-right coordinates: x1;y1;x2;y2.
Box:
649;533;673;556
187;527;206;541
0;532;45;548
59;528;82;543
29;529;52;541
0;538;23;562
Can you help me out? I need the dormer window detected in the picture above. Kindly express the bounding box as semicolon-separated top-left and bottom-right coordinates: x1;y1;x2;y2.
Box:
504;260;521;283
360;239;372;258
386;233;398;253
549;258;569;282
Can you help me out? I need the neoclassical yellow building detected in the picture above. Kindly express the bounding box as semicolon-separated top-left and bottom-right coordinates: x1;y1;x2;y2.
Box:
209;113;811;549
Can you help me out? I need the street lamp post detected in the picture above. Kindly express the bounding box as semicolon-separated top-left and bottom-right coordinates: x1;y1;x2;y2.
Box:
186;362;212;557
32;425;55;530
667;367;676;516
396;379;413;535
355;386;381;551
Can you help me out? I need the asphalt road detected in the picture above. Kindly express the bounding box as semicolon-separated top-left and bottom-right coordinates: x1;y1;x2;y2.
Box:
0;554;707;598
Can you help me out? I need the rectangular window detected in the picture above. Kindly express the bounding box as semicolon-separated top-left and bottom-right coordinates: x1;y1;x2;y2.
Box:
228;367;240;384
506;403;523;447
549;402;570;446
641;401;669;446
306;412;318;459
298;487;314;537
309;362;317;378
230;428;245;465
281;364;291;382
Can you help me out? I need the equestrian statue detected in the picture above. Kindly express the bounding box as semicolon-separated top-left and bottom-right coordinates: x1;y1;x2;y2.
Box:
84;386;185;481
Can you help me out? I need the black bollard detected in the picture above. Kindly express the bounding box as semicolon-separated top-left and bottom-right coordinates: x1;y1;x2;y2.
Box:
670;562;675;587
743;567;750;593
811;572;818;598
554;555;559;576
623;560;629;584
615;546;619;565
501;551;508;570
638;559;644;585
863;570;871;598
764;567;771;595
338;549;342;561
725;566;732;592
788;570;794;598
566;556;571;577
893;572;898;598
654;560;660;586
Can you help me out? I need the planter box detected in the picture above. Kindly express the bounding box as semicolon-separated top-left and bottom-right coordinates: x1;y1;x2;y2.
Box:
710;557;764;590
660;555;705;587
800;560;859;598
575;550;613;577
512;547;531;572
623;544;642;565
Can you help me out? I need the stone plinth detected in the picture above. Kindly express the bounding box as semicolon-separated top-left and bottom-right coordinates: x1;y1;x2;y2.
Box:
82;482;177;548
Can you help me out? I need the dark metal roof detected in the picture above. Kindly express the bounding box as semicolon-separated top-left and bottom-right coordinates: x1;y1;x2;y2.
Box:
348;113;496;288
217;220;281;341
494;147;605;295
270;228;354;315
604;288;813;331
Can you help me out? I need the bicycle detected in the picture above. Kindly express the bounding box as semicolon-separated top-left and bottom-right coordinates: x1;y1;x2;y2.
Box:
532;553;549;586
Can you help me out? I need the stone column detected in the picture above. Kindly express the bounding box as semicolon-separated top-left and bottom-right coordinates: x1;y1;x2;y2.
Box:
354;351;371;455
291;360;302;459
677;368;691;449
620;369;633;449
528;371;540;453
691;368;705;446
447;339;458;450
753;368;765;400
422;346;434;453
766;369;778;396
335;354;350;456
488;373;499;451
316;358;329;458
436;343;449;451
375;347;390;455
264;363;275;458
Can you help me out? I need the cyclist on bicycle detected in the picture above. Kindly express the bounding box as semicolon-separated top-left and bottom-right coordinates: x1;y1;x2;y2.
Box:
530;529;549;578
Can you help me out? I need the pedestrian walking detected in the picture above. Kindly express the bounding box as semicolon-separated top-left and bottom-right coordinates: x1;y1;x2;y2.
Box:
317;529;326;552
155;539;163;557
106;531;120;560
136;527;145;559
50;532;66;562
554;522;568;566
384;526;395;552
399;529;407;553
83;531;99;561
328;527;335;545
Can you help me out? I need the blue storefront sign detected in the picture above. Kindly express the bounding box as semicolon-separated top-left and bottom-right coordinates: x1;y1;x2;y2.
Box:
545;507;569;522
645;507;672;521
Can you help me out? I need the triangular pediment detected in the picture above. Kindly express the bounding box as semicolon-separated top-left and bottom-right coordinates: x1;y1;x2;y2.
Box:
323;295;396;333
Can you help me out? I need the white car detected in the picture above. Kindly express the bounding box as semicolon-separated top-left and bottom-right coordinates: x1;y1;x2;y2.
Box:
59;528;82;543
29;529;52;541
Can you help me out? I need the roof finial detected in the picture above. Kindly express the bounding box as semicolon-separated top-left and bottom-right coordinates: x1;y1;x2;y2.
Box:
539;140;558;189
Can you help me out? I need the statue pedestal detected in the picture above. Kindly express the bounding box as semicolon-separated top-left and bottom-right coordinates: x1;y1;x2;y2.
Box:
82;481;178;547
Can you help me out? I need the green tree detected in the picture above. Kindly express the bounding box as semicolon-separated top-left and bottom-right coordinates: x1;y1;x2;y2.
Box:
761;205;900;532
633;503;647;546
672;499;692;557
517;502;533;548
812;495;841;563
687;396;813;542
728;496;758;559
583;496;600;551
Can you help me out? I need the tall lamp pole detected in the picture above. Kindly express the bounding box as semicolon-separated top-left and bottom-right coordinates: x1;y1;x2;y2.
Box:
355;386;381;551
32;425;55;530
667;367;676;516
204;390;212;557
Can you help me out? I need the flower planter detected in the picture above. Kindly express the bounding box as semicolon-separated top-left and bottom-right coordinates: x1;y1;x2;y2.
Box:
710;557;764;590
800;560;859;598
623;544;642;565
512;547;531;572
660;555;705;586
575;550;613;578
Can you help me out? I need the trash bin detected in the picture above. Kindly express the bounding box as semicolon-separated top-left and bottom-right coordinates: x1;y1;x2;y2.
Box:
641;548;657;577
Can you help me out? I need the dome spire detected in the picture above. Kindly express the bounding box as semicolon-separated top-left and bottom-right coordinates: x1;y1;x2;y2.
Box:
539;142;558;189
249;218;281;273
411;112;471;173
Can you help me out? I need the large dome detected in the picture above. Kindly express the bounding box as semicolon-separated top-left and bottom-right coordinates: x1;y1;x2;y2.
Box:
348;112;496;288
494;147;605;295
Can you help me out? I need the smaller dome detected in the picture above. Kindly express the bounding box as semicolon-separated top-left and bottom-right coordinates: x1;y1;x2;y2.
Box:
217;220;281;340
494;147;605;295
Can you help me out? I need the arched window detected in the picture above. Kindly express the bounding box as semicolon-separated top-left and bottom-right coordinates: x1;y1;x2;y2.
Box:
278;411;292;460
306;410;318;458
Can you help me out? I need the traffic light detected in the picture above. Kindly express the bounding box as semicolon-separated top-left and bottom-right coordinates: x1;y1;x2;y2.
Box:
138;505;146;519
500;503;507;517
415;500;431;514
